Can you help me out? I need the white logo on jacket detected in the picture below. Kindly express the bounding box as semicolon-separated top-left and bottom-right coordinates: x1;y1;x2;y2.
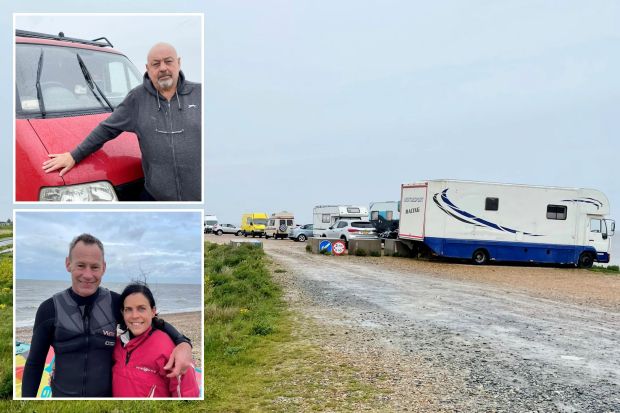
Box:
135;365;158;374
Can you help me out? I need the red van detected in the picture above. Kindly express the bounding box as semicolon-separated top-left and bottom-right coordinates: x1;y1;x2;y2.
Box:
15;30;144;201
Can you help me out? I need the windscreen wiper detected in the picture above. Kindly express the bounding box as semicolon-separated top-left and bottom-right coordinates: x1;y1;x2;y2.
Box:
76;53;114;111
35;49;46;118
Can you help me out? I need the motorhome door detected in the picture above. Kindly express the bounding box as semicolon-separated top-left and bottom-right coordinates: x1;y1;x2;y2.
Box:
587;215;610;254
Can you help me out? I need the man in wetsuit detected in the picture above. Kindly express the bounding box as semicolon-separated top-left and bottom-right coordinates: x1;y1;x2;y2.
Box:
21;233;193;397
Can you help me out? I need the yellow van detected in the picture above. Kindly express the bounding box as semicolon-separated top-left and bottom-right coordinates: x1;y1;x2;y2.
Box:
265;211;295;239
240;212;269;237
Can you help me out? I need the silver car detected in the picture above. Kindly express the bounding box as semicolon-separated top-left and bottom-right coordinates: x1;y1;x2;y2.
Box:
322;220;378;244
288;224;314;242
213;223;242;236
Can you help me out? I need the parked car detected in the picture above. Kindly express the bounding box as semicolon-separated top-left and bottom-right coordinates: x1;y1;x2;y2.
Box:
213;223;242;236
321;220;378;244
15;30;144;201
288;224;313;242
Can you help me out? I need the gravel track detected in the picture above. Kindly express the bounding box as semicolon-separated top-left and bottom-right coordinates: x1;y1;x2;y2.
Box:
210;235;620;412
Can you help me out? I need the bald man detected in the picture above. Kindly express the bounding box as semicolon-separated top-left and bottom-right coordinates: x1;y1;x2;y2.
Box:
42;43;201;201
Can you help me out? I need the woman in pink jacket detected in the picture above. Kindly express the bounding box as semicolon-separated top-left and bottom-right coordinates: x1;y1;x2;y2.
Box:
112;283;199;398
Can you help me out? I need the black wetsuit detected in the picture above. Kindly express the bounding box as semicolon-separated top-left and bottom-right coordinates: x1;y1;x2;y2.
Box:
21;288;190;397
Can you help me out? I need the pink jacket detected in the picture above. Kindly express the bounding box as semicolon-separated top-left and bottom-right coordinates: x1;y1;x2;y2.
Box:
112;327;199;398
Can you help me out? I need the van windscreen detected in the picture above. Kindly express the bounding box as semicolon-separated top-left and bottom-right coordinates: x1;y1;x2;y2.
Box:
16;44;141;117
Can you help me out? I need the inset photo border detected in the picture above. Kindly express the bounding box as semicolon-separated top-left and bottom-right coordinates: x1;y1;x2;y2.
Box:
14;13;204;204
13;209;204;400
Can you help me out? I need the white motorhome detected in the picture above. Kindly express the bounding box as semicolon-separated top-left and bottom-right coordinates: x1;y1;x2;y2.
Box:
313;205;368;237
398;180;615;267
204;214;218;234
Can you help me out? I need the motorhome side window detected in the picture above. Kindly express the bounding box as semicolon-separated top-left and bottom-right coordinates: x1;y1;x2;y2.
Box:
286;220;293;226
546;205;567;220
322;214;330;223
485;197;499;211
347;207;360;213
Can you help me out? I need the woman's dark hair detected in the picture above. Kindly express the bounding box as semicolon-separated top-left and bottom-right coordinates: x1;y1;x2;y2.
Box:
119;282;163;331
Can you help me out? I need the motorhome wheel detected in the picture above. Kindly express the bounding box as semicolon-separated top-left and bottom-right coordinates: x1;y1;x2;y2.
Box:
472;249;489;265
578;252;594;268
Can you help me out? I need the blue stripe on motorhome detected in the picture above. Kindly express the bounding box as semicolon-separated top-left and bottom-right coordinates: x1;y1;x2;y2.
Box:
561;198;602;209
438;189;541;236
422;237;602;264
433;194;482;226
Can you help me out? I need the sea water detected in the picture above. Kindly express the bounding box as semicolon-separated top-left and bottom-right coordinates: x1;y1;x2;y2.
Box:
15;279;201;328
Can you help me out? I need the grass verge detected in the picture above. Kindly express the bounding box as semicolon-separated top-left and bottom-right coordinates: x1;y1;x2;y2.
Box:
203;242;382;411
590;264;620;274
0;253;13;399
0;228;12;240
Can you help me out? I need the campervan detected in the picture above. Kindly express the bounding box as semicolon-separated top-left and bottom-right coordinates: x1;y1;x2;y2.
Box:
265;211;295;239
312;205;368;238
204;214;218;234
240;212;269;237
398;180;615;267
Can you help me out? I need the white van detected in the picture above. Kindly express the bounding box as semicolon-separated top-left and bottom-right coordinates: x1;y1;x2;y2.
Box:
265;211;295;239
204;214;218;234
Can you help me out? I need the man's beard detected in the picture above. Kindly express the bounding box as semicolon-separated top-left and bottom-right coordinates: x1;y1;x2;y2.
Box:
157;76;175;91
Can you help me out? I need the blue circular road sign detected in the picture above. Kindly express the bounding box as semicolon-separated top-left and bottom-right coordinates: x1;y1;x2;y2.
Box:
319;240;332;254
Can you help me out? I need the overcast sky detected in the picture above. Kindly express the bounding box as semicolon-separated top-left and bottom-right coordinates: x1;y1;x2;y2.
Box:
2;1;619;240
205;1;620;225
14;210;202;284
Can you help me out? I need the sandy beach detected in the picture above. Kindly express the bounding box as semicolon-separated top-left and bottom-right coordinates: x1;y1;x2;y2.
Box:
15;311;202;368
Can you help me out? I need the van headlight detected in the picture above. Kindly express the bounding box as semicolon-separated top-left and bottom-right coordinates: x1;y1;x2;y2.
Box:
39;181;118;201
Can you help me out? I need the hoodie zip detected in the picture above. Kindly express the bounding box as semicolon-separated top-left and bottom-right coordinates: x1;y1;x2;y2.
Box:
159;94;182;200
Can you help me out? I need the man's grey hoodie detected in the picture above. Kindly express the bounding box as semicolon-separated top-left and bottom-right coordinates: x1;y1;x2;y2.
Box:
71;71;201;201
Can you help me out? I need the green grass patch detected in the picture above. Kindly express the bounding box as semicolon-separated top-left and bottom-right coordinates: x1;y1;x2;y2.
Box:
354;248;368;256
0;254;12;400
590;264;620;274
0;228;12;240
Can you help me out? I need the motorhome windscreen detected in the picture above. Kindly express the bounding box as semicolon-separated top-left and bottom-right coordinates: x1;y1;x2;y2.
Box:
352;222;374;228
16;44;141;117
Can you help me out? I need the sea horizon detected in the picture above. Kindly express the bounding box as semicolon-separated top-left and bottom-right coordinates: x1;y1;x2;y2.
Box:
15;279;202;328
